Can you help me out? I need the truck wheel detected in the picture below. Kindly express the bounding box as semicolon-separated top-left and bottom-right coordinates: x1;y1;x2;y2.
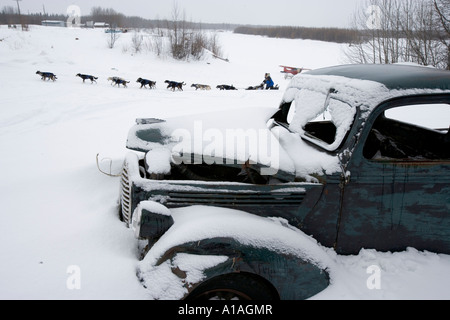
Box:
185;273;279;301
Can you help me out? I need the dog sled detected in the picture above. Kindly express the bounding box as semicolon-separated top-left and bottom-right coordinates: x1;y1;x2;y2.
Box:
246;84;264;90
246;84;279;91
280;65;311;79
105;28;122;34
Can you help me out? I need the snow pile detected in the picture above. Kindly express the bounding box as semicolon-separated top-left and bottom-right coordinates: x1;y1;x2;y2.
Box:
145;148;172;175
315;248;450;300
284;74;390;110
137;252;229;300
275;128;341;180
288;88;356;151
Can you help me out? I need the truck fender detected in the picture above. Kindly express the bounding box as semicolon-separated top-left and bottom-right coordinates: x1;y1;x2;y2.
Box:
160;238;330;300
134;204;333;300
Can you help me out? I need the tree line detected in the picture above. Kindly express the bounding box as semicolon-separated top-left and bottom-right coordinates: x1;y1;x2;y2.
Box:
234;26;359;44
0;5;237;30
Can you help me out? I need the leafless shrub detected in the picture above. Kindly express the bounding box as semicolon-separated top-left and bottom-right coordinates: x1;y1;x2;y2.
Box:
131;31;143;53
107;31;120;49
166;1;222;61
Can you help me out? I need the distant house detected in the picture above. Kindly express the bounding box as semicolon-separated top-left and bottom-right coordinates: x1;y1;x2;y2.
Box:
42;20;66;27
94;22;109;28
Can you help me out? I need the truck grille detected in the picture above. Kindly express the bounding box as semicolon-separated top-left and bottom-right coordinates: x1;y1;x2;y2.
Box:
166;191;305;207
120;164;132;225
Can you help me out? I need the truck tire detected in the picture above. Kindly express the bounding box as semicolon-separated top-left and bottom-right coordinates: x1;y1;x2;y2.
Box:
185;272;279;301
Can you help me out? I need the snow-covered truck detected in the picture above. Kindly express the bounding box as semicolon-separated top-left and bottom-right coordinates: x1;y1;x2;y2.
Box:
119;64;450;300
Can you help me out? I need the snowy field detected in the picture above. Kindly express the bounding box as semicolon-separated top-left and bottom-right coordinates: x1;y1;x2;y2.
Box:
0;25;449;300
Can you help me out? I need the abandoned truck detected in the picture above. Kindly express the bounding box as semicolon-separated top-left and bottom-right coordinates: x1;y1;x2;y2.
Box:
118;64;450;300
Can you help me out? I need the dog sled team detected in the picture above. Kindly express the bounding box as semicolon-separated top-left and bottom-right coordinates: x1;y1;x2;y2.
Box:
36;71;280;91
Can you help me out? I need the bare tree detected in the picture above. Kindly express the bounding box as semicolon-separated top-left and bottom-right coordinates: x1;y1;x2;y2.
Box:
345;0;449;69
167;1;189;60
434;0;450;33
346;0;404;65
206;32;223;58
433;0;450;69
107;31;120;49
131;31;143;53
190;29;206;60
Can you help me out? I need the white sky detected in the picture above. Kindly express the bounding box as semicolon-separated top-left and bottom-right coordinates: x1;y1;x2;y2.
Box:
1;0;365;28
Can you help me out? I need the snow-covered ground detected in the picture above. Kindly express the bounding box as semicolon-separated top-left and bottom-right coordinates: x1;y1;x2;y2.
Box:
0;25;449;300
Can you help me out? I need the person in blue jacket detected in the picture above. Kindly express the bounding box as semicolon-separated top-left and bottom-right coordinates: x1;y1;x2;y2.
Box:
263;73;274;90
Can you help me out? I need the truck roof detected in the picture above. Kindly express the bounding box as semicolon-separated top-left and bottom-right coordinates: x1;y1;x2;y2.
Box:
305;64;450;91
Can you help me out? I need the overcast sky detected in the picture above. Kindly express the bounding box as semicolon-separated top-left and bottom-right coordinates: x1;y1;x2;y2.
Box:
2;0;365;28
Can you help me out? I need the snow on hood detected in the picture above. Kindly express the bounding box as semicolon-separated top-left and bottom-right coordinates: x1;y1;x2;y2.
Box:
127;107;297;177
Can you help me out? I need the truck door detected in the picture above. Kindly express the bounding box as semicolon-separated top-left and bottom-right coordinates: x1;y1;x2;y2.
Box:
336;95;450;255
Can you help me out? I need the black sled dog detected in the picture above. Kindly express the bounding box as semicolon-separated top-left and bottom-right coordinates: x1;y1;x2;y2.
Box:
76;73;98;83
165;80;185;91
216;84;237;90
36;71;57;81
137;78;156;89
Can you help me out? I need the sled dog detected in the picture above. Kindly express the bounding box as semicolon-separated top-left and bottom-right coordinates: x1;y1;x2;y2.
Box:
36;71;57;81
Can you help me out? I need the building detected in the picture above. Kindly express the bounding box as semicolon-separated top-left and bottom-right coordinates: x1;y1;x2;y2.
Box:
41;20;66;27
94;22;109;28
